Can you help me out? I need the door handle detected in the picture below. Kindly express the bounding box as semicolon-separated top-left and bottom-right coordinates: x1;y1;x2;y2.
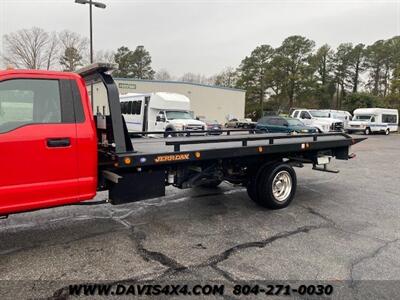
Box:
47;138;71;148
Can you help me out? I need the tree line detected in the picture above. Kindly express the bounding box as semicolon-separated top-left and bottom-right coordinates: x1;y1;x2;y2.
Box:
228;35;400;118
1;27;117;72
2;28;399;117
0;27;219;83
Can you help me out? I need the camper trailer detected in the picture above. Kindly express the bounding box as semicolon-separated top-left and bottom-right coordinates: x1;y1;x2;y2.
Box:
348;108;398;135
120;92;206;136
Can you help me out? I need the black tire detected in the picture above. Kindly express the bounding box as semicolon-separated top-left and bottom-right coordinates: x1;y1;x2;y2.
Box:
246;177;258;202
364;127;371;135
164;129;175;138
246;162;276;204
199;180;222;188
256;163;297;209
385;129;390;135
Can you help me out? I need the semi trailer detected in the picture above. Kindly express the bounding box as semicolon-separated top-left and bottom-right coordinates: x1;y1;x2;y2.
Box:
0;63;365;218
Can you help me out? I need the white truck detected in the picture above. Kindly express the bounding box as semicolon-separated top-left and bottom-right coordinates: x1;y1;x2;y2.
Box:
120;92;206;136
290;109;344;133
347;108;399;135
321;110;353;131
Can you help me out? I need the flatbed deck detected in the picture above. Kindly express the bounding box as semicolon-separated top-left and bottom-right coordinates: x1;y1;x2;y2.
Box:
114;132;364;168
82;64;366;208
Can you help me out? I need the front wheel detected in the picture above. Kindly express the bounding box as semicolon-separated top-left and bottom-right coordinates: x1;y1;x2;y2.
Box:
364;127;371;135
385;129;390;135
256;163;297;209
164;129;176;138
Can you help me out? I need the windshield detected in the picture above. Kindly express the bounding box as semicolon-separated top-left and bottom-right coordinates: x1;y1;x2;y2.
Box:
310;111;330;118
286;119;304;126
353;115;372;121
165;111;193;120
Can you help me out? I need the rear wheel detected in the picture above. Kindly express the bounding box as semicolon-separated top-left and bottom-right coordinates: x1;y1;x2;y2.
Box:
246;161;276;205
256;163;297;209
246;177;258;202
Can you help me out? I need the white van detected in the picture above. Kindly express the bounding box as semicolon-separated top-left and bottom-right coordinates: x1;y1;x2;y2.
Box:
348;108;398;135
120;92;206;136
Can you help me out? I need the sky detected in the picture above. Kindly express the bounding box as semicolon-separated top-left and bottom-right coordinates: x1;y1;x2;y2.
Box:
0;0;399;76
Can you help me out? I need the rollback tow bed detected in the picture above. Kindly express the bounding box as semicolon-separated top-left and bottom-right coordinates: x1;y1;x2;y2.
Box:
81;63;365;210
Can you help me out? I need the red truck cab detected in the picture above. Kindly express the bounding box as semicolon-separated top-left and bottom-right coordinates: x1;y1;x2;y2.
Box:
0;69;97;215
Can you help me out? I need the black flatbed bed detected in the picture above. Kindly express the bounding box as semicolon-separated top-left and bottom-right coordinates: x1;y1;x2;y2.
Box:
115;132;364;168
82;64;366;208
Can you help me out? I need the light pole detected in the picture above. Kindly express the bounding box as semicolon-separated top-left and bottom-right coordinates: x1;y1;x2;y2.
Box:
75;0;106;64
75;0;106;112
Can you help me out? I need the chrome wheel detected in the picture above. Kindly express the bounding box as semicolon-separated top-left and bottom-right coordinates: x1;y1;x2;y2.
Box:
272;171;292;202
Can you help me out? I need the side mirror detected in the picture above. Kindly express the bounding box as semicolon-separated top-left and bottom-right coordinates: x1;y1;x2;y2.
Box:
156;115;165;122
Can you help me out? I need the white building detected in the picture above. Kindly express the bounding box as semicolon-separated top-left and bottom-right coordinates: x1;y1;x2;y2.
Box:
91;78;245;124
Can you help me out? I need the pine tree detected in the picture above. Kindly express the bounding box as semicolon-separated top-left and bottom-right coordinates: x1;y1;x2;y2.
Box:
59;47;83;71
114;46;155;79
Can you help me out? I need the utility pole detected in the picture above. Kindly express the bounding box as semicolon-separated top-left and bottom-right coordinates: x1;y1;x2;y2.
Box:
75;0;106;111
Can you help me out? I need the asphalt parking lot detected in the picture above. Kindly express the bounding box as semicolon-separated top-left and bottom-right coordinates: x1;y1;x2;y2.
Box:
1;134;399;299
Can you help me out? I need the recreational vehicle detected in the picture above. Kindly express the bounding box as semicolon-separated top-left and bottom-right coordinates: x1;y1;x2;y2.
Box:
347;108;398;135
120;92;206;136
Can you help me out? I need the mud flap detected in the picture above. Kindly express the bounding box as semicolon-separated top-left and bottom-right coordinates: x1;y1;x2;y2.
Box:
334;146;350;160
108;170;165;204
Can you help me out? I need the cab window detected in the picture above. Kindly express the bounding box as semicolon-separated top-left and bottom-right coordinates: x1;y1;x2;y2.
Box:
300;111;311;119
0;79;61;133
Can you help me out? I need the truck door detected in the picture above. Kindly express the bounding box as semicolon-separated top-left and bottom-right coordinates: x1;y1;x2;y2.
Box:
299;111;312;126
154;111;167;131
0;77;81;215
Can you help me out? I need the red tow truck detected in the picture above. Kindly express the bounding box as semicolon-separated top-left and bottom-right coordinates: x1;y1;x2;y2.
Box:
0;64;365;218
